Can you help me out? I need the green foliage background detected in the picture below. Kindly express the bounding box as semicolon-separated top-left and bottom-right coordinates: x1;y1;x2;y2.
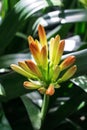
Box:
0;0;87;130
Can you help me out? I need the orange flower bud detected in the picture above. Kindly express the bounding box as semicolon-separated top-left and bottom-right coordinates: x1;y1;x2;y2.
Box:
54;40;65;65
18;61;32;73
29;41;40;64
28;36;35;44
10;64;35;78
58;65;77;83
40;45;48;68
23;81;41;89
49;35;60;64
46;84;55;96
38;24;47;46
60;56;76;71
25;60;42;79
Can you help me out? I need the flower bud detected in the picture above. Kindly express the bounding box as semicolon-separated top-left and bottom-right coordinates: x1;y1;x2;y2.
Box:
38;87;46;94
10;64;35;78
29;41;40;64
54;40;65;65
40;45;48;68
46;84;55;96
52;66;60;81
25;60;42;79
49;35;60;64
58;65;77;83
23;81;41;89
60;56;76;71
38;24;47;46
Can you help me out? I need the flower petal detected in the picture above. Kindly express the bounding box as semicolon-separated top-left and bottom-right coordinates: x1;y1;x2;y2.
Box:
28;36;35;44
52;65;60;81
60;56;76;71
23;81;41;89
49;35;60;64
46;84;55;96
54;40;65;65
38;24;47;46
38;87;46;94
10;64;35;78
40;45;48;68
29;41;40;64
28;36;41;50
18;61;32;73
54;84;60;88
25;60;42;79
49;37;54;62
58;65;77;83
18;61;37;78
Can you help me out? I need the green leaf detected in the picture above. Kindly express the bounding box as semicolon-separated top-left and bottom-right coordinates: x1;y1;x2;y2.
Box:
2;97;34;130
33;9;87;39
45;85;87;129
0;84;5;96
45;0;63;6
21;93;41;130
0;108;12;130
79;0;87;7
0;72;29;102
0;53;31;68
0;0;48;56
71;75;87;93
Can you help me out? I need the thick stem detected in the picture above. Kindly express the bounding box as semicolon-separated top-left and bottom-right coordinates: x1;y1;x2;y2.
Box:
40;94;49;127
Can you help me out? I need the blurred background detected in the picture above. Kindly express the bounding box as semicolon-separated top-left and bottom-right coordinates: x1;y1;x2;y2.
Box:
0;0;87;130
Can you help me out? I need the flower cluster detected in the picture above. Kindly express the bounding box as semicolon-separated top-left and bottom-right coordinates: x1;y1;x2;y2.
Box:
10;25;77;96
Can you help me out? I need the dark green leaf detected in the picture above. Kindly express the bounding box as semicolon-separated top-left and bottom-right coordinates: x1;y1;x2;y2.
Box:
21;94;41;130
0;0;48;55
0;107;12;130
45;0;63;6
71;75;87;93
0;72;29;102
0;83;5;96
45;85;87;129
0;53;31;68
2;97;33;130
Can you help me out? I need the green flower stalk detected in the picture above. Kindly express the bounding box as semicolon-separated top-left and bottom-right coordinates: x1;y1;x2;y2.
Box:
10;24;77;128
